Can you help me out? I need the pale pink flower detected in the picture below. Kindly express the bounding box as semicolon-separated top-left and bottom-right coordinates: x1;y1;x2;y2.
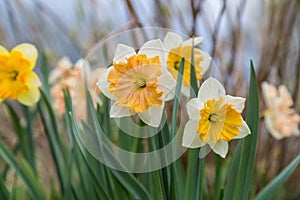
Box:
49;57;104;120
262;82;300;139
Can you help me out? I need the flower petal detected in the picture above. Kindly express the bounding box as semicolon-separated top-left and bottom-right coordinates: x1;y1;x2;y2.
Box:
261;82;277;109
198;77;225;103
158;68;176;101
199;50;211;74
234;120;251;139
182;120;205;148
225;95;245;113
139;39;165;66
186;98;203;120
17;86;40;106
182;36;203;47
0;45;9;55
0;97;3;103
181;86;190;98
138;104;164;127
212;140;228;158
264;115;284;140
163;32;183;50
96;66;117;100
25;71;42;87
110;103;135;118
113;44;136;63
12;43;38;70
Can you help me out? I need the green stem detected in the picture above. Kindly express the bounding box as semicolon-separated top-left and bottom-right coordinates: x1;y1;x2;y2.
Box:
22;106;36;173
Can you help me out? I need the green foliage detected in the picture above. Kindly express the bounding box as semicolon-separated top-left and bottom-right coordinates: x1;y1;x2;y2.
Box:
0;58;299;200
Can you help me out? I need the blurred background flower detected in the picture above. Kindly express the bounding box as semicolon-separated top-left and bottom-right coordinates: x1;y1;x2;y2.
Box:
262;82;300;139
50;57;103;121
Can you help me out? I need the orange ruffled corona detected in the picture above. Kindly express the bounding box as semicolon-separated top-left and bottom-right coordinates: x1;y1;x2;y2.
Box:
108;54;163;113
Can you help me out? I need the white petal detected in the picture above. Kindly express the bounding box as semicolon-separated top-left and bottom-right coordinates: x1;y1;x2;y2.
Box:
198;77;226;103
199;50;211;74
234;120;251;139
138;104;164;127
182;120;205;148
181;86;190;98
110;103;135;118
158;68;176;101
264;115;284;140
186;98;203;120
182;37;203;47
139;39;165;66
261;82;277;109
96;66;116;100
163;32;183;50
225;95;246;113
113;44;136;63
212;140;228;158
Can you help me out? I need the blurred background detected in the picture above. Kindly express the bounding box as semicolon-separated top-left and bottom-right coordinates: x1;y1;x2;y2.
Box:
0;0;300;199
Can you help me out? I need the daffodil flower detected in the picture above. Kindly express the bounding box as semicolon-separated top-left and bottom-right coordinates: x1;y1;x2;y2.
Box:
97;39;176;127
50;57;103;120
0;43;41;106
182;77;250;158
262;82;300;139
163;32;211;97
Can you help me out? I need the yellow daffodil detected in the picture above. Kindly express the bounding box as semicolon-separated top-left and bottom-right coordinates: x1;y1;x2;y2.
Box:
50;57;103;120
0;43;41;106
262;82;300;139
163;32;211;97
97;39;176;127
182;78;250;158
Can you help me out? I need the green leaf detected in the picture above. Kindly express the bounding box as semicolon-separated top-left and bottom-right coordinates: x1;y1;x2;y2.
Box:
255;155;300;200
69;90;151;200
223;141;242;200
233;60;259;200
39;52;51;100
38;89;69;195
0;140;46;200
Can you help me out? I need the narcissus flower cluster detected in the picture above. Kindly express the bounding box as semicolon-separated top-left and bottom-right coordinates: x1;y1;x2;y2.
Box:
97;31;251;158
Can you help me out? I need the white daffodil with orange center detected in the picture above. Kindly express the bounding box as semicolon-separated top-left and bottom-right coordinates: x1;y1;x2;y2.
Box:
262;82;300;139
163;32;211;97
97;39;176;127
182;78;250;158
0;43;41;106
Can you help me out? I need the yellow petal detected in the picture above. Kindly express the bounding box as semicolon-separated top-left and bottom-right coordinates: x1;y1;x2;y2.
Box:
12;43;38;70
17;86;40;106
0;45;9;55
0;97;3;104
26;71;41;86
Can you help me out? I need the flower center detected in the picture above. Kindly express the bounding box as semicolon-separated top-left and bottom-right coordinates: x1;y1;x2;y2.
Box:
197;98;242;143
208;113;218;123
0;51;31;99
166;45;204;87
8;70;19;80
133;77;146;88
107;54;163;113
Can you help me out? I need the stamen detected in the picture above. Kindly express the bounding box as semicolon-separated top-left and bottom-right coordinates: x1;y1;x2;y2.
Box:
208;113;218;123
133;78;146;88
